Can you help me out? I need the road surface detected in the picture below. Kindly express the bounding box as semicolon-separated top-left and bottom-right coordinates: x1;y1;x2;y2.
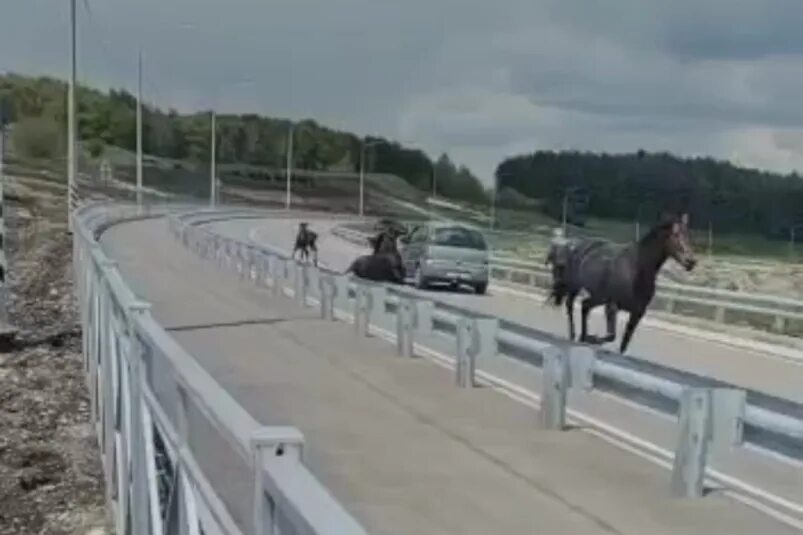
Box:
95;215;803;534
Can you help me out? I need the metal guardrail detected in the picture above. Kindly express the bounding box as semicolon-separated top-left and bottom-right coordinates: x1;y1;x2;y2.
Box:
330;225;803;337
73;203;367;535
173;211;803;499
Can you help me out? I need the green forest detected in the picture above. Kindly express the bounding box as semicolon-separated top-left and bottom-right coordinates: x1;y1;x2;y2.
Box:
496;150;803;238
0;73;488;205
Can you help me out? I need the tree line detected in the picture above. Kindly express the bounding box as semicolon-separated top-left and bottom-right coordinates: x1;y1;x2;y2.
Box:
0;73;488;205
495;150;803;238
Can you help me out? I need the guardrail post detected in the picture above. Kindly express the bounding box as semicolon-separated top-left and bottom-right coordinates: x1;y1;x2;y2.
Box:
125;301;152;535
270;257;283;297
773;315;786;334
334;275;351;312
455;317;497;388
396;297;416;357
307;265;320;301
709;388;746;456
294;262;308;306
319;275;336;320
354;285;372;337
567;346;595;391
251;427;304;535
369;286;388;328
415;300;434;338
541;345;569;429
671;388;711;498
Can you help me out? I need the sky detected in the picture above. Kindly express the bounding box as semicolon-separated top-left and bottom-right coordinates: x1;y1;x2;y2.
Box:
4;0;803;184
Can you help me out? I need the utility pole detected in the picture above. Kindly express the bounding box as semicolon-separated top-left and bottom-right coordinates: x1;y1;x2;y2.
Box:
209;111;216;207
0;124;7;322
561;191;568;234
67;0;77;231
136;49;143;208
285;124;293;210
432;162;437;199
708;222;713;258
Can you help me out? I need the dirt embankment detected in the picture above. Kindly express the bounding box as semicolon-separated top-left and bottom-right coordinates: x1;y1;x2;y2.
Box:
0;176;107;534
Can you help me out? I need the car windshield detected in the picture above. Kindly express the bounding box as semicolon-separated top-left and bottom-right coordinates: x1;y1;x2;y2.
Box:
432;227;487;250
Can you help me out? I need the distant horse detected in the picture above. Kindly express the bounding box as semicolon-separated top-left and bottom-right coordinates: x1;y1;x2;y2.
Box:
549;213;697;354
293;222;318;266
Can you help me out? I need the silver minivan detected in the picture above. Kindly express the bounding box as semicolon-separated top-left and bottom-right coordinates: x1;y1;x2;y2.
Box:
399;222;489;294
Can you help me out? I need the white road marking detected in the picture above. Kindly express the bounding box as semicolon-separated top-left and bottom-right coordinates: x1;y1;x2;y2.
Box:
217;217;803;529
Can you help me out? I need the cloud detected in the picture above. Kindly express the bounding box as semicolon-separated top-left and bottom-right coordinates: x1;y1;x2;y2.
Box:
4;0;803;185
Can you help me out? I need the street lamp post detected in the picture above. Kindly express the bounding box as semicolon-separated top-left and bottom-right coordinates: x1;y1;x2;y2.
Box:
136;50;143;209
67;0;77;232
210;111;216;206
359;139;381;217
286;123;294;210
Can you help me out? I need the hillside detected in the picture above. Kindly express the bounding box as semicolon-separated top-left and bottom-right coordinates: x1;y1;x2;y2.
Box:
496;150;803;239
0;73;488;206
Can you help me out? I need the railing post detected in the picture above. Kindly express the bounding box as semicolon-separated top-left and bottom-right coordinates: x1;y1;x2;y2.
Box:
126;300;152;535
354;285;372;337
540;345;568;429
455;317;498;388
251;427;304;535
334;275;351;312
396;297;416;357
294;261;308;306
671;388;711;498
319;275;336;320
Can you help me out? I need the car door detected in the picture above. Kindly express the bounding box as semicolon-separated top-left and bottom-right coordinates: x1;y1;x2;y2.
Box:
401;225;427;276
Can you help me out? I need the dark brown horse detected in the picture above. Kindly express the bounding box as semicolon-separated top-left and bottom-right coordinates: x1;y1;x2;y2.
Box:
346;223;406;283
293;222;318;266
549;213;697;353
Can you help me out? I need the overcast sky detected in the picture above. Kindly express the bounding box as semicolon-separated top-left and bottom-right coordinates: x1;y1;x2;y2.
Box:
5;0;803;184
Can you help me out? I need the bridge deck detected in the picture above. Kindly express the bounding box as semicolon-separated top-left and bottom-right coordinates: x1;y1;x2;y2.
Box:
101;217;797;535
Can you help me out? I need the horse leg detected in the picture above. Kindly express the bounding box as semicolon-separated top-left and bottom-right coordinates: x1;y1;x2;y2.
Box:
602;303;618;343
620;309;645;354
580;297;604;344
312;245;318;267
565;292;577;341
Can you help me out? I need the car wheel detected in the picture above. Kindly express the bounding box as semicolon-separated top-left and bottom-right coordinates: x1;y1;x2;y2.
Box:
414;264;428;289
474;282;488;295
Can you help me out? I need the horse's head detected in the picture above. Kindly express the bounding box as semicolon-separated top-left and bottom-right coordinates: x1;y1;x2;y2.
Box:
662;213;697;271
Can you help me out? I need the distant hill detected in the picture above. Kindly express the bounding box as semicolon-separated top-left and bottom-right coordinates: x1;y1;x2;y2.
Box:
496;150;803;238
0;73;488;206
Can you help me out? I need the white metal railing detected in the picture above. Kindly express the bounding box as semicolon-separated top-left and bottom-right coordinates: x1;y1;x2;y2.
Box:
329;225;803;337
172;210;803;500
73;203;366;535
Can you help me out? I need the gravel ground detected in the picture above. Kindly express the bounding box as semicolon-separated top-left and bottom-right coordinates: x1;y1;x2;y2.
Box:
0;176;107;535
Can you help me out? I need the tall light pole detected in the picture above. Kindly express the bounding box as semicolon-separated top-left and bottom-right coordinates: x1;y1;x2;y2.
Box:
210;111;217;207
359;139;381;217
432;162;437;199
67;0;77;231
285;123;294;210
136;49;143;208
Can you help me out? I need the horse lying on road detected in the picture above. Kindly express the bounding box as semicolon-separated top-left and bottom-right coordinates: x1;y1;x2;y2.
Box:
292;222;318;266
345;253;404;283
346;223;406;284
549;213;697;354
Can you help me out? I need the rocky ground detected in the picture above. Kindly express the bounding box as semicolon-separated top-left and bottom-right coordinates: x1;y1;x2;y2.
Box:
0;176;107;534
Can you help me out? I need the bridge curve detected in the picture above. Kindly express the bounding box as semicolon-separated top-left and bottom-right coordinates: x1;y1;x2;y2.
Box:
80;205;803;533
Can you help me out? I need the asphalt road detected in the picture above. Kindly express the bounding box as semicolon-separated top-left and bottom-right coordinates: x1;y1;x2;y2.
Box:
213;216;803;404
99;215;801;534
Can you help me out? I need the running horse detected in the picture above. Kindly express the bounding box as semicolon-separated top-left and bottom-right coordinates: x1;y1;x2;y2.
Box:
549;213;697;354
292;222;318;266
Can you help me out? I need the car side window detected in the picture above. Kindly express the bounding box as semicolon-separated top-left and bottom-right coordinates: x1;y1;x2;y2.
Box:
411;227;427;244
